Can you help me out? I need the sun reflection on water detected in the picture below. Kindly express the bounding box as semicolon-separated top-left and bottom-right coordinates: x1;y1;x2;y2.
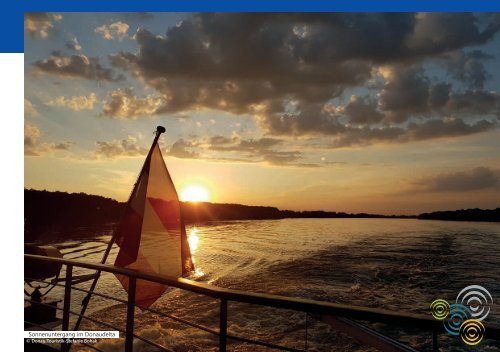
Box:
188;227;205;277
188;227;200;253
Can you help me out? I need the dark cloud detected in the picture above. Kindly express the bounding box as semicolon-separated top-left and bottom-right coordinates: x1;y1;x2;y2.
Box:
208;135;232;146
257;103;346;136
428;82;452;109
377;66;499;120
342;96;385;124
108;13;499;145
443;50;492;89
330;118;495;148
52;142;73;150
260;80;498;142
33;52;124;82
257;94;496;143
208;136;282;152
94;137;148;158
412;167;499;192
168;139;199;159
446;90;500;117
110;13;429;115
209;135;321;167
407;13;500;56
379;66;431;122
25;13;62;39
167;135;317;167
404;118;494;141
261;150;306;166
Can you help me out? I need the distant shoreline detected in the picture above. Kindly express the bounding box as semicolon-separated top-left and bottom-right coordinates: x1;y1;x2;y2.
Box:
24;189;500;241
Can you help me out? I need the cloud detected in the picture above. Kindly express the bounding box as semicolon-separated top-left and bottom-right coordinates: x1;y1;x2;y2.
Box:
330;118;495;148
65;37;82;51
45;93;97;111
94;136;148;158
407;13;500;57
107;13;500;146
33;52;124;82
378;66;432;122
443;50;492;88
111;13;500;102
24;124;41;152
95;21;130;41
257;102;346;136
168;139;200;159
101;89;166;119
207;135;282;152
261;150;306;166
210;135;311;166
258;65;498;141
109;16;375;113
24;13;62;39
25;123;73;156
50;142;73;151
446;90;500;116
411;167;499;192
25;99;39;117
376;66;500;120
340;95;385;124
167;134;317;167
406;118;494;140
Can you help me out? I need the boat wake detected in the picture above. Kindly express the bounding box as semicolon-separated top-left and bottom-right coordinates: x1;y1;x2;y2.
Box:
50;218;500;351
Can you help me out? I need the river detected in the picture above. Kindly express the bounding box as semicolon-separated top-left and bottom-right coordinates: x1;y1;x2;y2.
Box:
36;218;500;351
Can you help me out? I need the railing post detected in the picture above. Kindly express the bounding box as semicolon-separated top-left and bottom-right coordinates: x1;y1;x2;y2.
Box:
62;264;73;352
219;299;227;352
432;328;438;352
125;277;136;352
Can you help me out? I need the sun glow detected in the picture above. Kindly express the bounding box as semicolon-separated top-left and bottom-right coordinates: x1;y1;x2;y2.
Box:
180;185;210;202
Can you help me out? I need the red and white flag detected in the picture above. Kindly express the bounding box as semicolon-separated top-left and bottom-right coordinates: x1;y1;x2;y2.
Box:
114;141;194;308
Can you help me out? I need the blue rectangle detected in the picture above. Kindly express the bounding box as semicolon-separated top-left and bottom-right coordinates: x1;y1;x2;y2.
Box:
4;0;500;52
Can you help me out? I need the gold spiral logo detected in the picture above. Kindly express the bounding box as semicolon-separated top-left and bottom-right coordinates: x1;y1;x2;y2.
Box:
460;319;485;346
430;299;450;320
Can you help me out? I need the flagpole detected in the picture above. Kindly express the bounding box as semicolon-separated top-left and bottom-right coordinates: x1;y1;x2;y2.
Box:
73;126;166;331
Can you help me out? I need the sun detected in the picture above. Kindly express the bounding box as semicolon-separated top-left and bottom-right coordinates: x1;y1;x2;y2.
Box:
180;185;210;202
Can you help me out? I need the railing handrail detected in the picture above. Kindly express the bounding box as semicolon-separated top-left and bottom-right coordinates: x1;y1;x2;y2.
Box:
24;253;500;341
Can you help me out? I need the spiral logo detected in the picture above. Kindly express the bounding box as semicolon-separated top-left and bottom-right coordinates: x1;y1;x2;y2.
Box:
430;299;450;320
460;319;485;346
456;285;493;321
444;304;471;336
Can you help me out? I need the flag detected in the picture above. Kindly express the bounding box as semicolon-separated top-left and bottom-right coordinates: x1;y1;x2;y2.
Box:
114;140;194;308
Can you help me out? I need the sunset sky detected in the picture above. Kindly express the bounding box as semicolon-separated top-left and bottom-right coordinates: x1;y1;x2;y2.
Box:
24;13;500;214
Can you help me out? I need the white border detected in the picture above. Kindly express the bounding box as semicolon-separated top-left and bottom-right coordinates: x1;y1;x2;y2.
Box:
0;53;24;346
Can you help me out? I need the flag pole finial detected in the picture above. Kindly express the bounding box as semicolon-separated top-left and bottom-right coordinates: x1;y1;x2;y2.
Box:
156;125;166;136
154;126;166;143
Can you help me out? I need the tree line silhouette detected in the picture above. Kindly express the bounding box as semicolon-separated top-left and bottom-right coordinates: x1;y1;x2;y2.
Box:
418;208;500;222
24;189;498;242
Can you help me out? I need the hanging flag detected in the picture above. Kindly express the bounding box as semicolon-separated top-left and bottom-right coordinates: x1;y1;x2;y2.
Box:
114;128;194;308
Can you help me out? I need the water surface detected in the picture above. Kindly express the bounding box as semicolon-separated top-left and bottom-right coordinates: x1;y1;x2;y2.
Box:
40;218;500;351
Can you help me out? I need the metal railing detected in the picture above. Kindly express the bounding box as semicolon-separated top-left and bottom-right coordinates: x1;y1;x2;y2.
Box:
24;254;500;352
